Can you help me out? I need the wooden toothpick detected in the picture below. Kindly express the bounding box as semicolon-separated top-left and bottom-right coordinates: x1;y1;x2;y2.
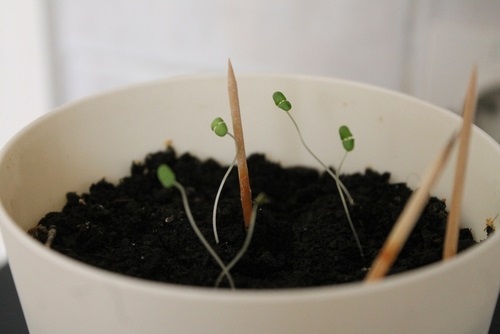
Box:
227;59;253;229
365;133;459;282
443;67;478;260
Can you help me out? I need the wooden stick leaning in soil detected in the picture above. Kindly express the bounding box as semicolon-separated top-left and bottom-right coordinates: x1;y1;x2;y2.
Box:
227;59;253;229
364;132;459;282
443;67;477;260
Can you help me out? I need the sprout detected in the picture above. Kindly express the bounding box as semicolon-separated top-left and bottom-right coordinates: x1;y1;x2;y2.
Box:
215;193;267;287
157;164;235;288
157;163;267;289
272;91;364;260
212;156;237;244
336;125;363;259
271;91;353;203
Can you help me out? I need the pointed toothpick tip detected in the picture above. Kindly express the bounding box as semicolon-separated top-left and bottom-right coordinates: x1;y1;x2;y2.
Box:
228;58;234;75
226;60;253;229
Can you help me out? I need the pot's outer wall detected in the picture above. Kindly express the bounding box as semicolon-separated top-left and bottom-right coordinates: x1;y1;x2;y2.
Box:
0;75;499;334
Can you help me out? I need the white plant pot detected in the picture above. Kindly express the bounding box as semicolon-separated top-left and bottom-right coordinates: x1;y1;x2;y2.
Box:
0;74;499;334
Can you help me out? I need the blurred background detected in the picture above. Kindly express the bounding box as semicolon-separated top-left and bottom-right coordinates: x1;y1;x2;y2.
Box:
2;1;500;144
1;0;500;262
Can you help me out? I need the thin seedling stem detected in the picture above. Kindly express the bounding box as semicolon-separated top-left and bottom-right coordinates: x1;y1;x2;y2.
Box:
284;111;354;204
213;152;237;243
336;151;364;260
173;180;236;288
215;193;266;287
365;132;459;282
443;67;477;260
210;118;237;243
227;59;253;229
274;93;362;258
337;151;348;175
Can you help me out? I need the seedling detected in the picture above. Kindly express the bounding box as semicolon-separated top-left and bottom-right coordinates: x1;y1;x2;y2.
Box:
157;163;266;289
215;193;268;287
336;125;363;259
272;91;364;259
157;164;235;288
211;117;237;244
272;92;353;204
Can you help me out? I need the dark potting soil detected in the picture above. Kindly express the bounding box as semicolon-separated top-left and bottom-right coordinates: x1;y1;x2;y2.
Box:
30;147;477;289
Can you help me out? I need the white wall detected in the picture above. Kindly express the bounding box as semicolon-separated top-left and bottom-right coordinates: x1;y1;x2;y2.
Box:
0;1;53;259
2;1;500;134
0;0;53;146
47;0;500;116
410;0;500;111
48;1;414;104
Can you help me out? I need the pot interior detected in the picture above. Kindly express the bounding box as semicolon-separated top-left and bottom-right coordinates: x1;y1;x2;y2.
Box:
1;75;499;240
1;74;499;334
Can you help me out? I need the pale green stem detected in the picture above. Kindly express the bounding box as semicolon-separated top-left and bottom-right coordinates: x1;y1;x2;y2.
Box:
336;151;364;260
337;150;348;176
174;181;235;289
212;155;237;244
286;112;363;259
212;132;237;244
215;194;264;288
285;112;354;204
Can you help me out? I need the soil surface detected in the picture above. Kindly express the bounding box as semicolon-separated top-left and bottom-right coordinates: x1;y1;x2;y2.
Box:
30;147;477;289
